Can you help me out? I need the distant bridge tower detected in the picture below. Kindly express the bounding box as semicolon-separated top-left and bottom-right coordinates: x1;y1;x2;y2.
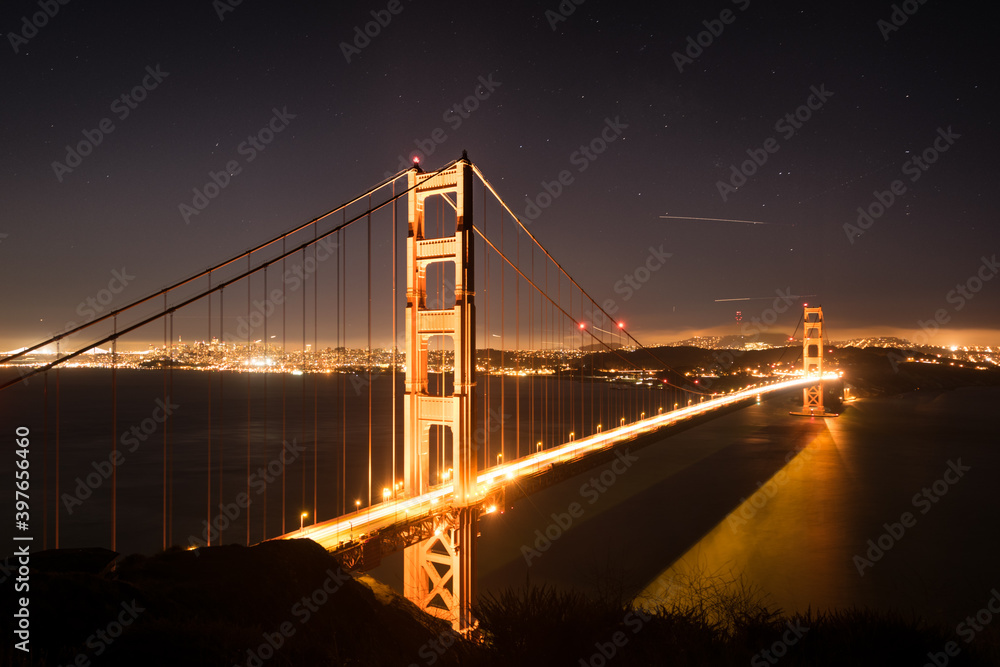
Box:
402;156;479;631
791;305;836;417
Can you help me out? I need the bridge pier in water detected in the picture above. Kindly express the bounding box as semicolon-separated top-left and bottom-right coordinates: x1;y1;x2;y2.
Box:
402;156;479;631
790;305;838;418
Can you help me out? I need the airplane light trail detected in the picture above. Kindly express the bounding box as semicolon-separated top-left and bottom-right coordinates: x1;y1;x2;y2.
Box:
715;294;816;302
659;215;794;226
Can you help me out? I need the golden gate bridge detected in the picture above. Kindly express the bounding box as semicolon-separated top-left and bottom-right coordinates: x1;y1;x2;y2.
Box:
0;154;833;630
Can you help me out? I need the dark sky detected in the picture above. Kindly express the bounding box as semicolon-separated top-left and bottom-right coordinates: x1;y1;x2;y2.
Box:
2;0;997;349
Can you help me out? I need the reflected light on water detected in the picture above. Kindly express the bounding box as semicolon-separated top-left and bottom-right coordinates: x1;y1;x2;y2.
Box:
635;421;860;615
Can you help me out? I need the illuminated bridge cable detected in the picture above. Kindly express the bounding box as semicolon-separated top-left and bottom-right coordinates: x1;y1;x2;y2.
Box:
207;281;213;548
314;223;320;524
301;246;307;536
340;222;346;517
501;195;506;463
111;317;118;553
251;252;257;547
208;306;214;546
55;353;60;549
485;193;491;466
390;183;397;506
0;160;462;391
162;300;168;550
263;266;269;539
470;164;687;381
0;168;416;367
367;195;373;518
472;225;643;375
282;238;287;536
43;370;48;550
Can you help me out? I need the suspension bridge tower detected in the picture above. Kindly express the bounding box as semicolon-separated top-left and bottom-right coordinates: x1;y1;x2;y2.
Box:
402;155;479;631
790;305;837;417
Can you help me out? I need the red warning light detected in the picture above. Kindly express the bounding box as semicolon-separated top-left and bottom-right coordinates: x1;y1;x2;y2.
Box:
617;322;625;329
412;155;421;165
579;322;586;330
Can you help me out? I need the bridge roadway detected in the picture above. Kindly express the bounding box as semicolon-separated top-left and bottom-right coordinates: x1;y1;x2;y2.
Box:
278;374;834;560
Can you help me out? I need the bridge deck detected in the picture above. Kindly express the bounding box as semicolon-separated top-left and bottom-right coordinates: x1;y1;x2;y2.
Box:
277;374;830;562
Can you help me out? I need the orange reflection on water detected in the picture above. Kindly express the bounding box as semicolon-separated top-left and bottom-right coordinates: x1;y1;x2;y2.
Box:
636;420;861;615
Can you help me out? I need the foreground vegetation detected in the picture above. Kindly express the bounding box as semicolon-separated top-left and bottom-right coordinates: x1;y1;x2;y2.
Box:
473;573;1000;666
5;540;998;666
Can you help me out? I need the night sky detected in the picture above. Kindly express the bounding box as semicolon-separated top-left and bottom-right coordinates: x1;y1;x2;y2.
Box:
2;0;997;350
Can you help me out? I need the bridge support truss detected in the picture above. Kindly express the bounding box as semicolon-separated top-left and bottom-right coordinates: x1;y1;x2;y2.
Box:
402;157;479;631
790;306;837;417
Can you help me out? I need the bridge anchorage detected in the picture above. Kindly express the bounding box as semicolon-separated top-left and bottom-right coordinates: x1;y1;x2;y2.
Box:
790;305;839;418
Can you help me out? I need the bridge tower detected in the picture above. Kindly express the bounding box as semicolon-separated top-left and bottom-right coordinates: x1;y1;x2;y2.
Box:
402;156;479;631
790;305;836;417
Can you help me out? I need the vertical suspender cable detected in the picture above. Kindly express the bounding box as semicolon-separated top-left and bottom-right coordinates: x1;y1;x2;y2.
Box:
55;344;60;549
281;239;287;535
43;371;48;550
313;223;319;522
207;282;213;546
263;267;268;539
367;195;373;511
209;300;215;546
302;247;307;522
163;299;168;549
391;182;397;495
341;220;346;516
248;257;253;546
111;316;117;552
515;201;520;461
480;197;488;466
500;196;505;460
